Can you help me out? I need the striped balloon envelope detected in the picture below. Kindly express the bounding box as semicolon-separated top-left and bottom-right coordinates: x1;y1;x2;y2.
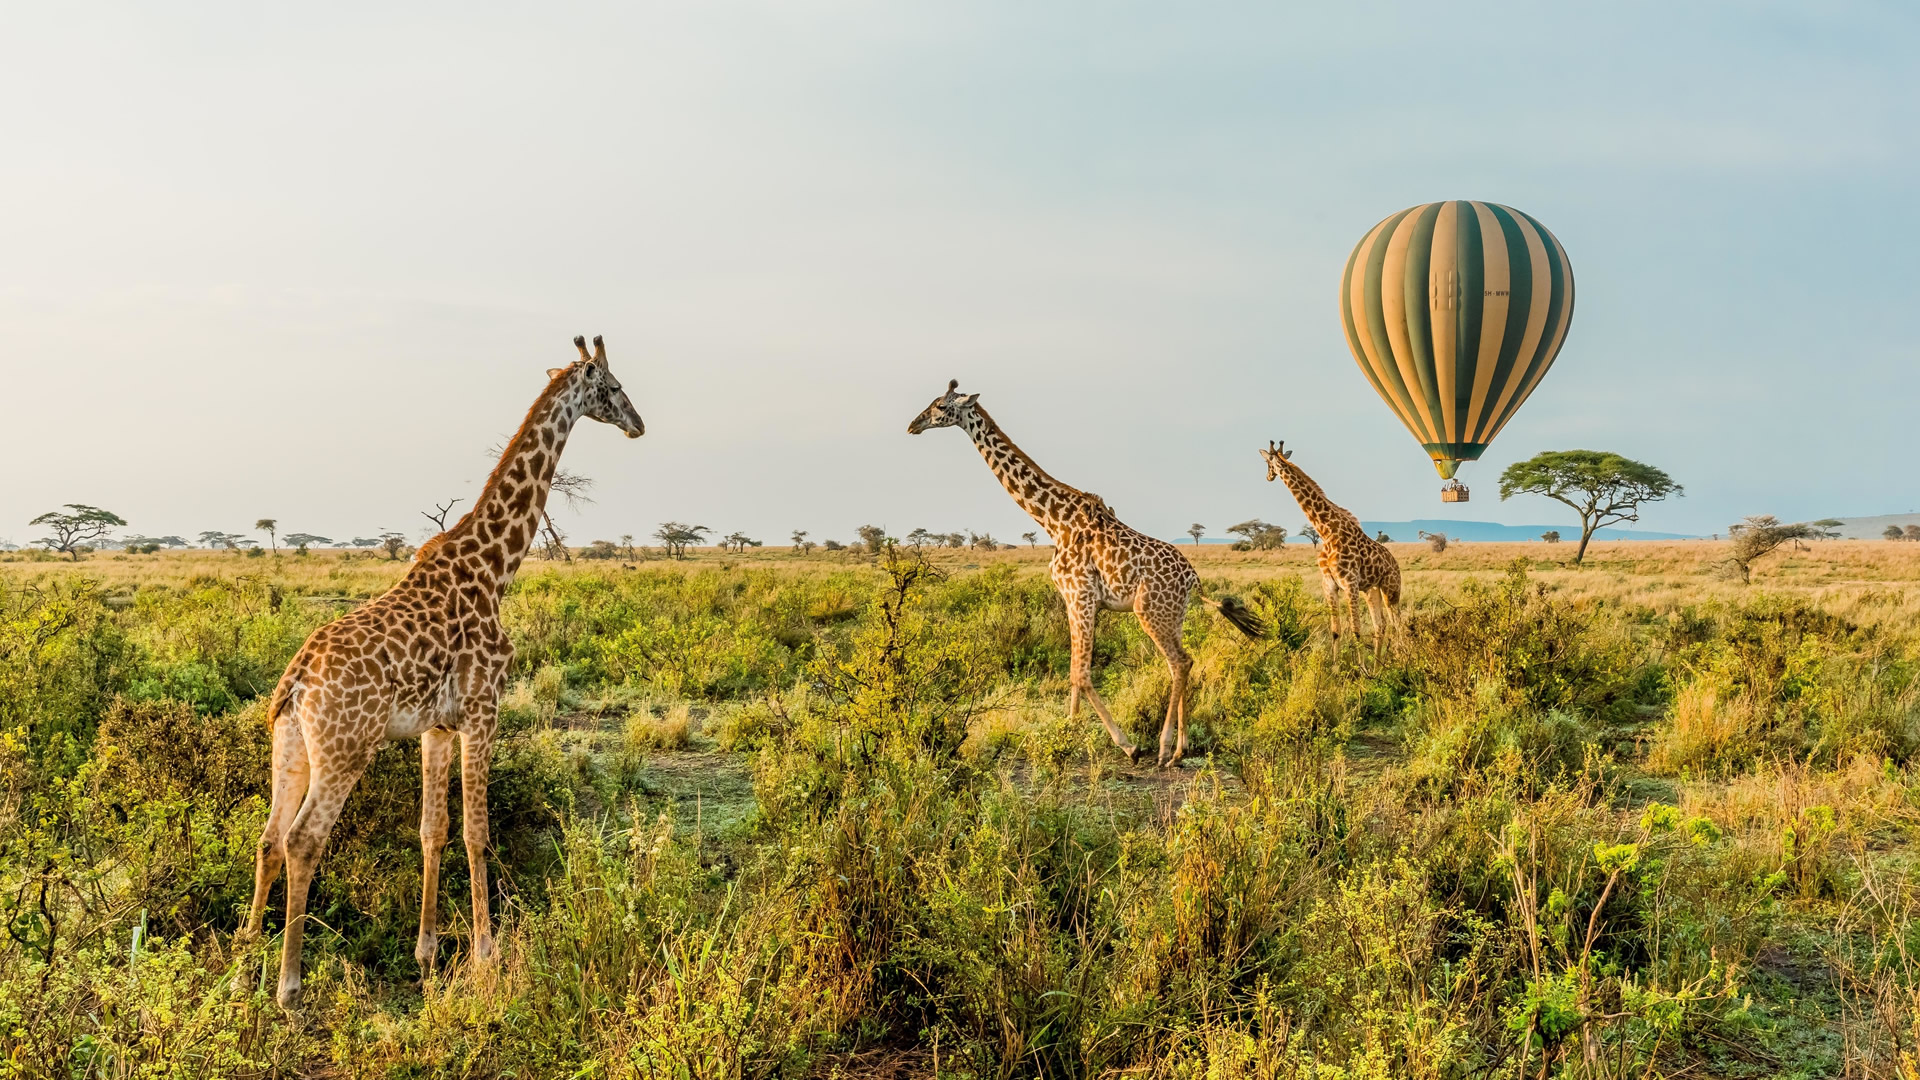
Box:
1339;201;1574;481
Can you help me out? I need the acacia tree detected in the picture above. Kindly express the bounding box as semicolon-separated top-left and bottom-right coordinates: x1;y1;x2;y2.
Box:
284;533;332;554
1498;450;1682;565
654;522;710;559
255;518;278;552
1021;531;1039;547
1300;524;1320;547
379;531;411;561
31;505;127;560
1187;523;1206;545
856;525;888;555
1886;525;1905;541
1541;530;1562;544
1725;516;1841;583
1226;519;1287;551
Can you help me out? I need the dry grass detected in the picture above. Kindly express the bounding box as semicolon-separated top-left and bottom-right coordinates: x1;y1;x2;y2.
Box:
625;703;693;751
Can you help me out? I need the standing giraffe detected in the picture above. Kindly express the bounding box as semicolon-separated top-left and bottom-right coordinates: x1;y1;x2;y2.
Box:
1259;440;1401;659
240;335;645;1007
909;381;1264;766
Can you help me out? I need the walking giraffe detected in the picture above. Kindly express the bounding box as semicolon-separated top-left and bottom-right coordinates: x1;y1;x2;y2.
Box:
1259;440;1401;659
909;381;1264;767
240;335;645;1007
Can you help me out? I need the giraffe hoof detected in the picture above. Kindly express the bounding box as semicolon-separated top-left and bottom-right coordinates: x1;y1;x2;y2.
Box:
1123;745;1143;765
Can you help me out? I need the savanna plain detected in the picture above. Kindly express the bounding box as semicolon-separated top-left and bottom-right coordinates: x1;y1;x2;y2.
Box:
4;538;1919;1079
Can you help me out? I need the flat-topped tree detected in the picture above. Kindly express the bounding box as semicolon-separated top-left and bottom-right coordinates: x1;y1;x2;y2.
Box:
255;519;278;552
909;379;1264;767
284;533;332;554
31;505;127;560
1725;516;1842;583
653;522;708;559
1498;450;1682;564
1227;519;1287;551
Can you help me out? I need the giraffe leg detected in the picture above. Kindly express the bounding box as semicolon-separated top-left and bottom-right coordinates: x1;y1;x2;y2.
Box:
1067;593;1138;762
1344;581;1364;666
415;727;456;971
276;756;369;1008
1320;573;1343;656
243;714;310;942
460;731;498;962
1365;587;1389;663
1138;603;1193;768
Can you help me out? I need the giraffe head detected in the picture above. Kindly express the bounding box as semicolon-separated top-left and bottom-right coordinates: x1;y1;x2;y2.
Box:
906;379;980;435
1259;439;1294;482
550;335;645;438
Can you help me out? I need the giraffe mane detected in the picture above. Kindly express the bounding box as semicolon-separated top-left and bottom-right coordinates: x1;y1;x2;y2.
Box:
972;403;1097;505
453;366;580;533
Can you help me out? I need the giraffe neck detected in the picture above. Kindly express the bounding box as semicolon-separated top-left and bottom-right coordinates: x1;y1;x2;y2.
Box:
956;406;1087;534
1274;458;1346;537
445;368;591;592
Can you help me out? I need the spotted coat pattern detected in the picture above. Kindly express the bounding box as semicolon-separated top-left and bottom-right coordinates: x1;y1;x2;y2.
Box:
241;336;644;1007
911;381;1238;767
1261;440;1402;659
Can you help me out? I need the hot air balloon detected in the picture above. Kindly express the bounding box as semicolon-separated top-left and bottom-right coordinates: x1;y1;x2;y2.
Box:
1339;201;1574;501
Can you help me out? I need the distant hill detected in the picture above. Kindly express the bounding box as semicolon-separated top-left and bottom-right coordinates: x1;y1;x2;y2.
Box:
1181;519;1695;544
1816;513;1920;540
1359;520;1696;543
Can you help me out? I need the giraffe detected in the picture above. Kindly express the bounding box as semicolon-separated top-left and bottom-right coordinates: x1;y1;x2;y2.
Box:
909;381;1264;767
1259;440;1401;659
239;335;645;1007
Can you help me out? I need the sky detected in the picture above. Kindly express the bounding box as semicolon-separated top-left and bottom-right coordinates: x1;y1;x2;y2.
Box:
3;2;1916;548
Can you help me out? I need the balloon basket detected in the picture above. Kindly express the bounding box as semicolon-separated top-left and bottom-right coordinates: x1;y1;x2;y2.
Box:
1440;480;1470;503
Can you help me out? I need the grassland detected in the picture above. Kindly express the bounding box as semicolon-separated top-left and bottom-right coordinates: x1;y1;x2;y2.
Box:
3;539;1918;1078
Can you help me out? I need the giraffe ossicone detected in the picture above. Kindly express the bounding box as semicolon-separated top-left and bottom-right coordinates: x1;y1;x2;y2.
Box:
1259;440;1402;660
909;381;1265;767
241;335;645;1009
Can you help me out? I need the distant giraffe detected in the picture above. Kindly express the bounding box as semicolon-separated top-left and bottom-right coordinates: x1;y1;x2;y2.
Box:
909;381;1264;766
239;336;645;1007
1259;440;1401;659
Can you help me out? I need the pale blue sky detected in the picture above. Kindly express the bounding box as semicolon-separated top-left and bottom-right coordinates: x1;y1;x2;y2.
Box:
3;2;1915;547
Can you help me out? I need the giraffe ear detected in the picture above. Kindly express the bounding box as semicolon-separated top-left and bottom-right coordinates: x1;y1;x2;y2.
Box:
547;368;567;380
960;393;979;407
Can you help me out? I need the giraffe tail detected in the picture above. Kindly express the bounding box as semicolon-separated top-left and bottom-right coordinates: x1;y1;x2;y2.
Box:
263;648;308;729
1204;595;1267;640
